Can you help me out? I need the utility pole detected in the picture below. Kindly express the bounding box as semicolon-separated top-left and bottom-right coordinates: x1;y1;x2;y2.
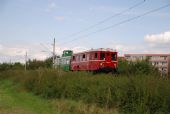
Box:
53;38;55;68
25;51;27;71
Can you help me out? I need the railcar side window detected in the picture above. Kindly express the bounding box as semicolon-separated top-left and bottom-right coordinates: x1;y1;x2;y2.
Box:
80;55;83;61
100;53;105;60
95;53;98;59
112;54;116;61
72;56;75;61
82;54;86;61
76;56;80;61
83;54;85;58
87;54;89;60
66;59;70;64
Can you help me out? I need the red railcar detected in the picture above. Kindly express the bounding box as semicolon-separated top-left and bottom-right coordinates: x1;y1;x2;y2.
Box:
71;48;118;73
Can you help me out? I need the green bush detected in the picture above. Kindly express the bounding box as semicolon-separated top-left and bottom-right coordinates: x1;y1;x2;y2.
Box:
118;59;159;76
0;62;24;71
0;69;170;114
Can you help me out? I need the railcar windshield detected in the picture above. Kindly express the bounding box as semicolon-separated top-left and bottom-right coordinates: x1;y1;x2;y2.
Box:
100;52;117;60
100;53;105;60
112;54;117;61
94;53;98;59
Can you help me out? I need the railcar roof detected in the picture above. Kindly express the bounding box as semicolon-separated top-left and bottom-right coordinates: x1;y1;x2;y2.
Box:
73;48;117;55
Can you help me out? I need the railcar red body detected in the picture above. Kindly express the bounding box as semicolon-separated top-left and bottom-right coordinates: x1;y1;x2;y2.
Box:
71;48;118;73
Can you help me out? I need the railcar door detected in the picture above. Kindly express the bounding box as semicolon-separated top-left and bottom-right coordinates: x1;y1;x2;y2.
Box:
105;52;111;62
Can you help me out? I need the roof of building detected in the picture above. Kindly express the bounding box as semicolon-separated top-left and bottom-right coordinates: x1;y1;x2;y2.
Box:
124;53;170;56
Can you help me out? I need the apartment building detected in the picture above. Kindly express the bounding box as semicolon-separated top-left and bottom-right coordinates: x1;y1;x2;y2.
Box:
124;54;170;74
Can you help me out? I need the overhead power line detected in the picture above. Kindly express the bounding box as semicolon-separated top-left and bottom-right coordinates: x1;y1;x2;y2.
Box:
59;3;170;45
60;0;146;40
40;43;52;54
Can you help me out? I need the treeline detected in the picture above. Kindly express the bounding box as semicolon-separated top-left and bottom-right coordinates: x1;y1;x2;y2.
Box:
0;57;160;76
0;62;24;71
26;57;53;70
0;57;53;71
118;59;160;76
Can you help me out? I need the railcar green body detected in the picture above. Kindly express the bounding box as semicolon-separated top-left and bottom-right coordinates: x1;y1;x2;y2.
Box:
55;50;73;71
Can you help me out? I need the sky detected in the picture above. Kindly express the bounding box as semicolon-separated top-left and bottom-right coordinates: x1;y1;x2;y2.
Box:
0;0;170;63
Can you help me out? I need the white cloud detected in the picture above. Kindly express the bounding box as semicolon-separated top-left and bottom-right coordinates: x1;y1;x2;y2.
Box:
108;42;145;56
144;31;170;54
49;2;56;9
55;16;65;21
45;2;57;12
143;49;168;54
72;46;88;53
1;40;169;63
0;44;28;63
0;43;89;63
0;45;27;56
0;44;51;63
144;31;170;44
112;43;170;55
0;44;3;50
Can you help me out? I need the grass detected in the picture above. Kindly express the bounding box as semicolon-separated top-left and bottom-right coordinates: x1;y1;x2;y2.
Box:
0;80;53;114
0;80;117;114
0;68;170;113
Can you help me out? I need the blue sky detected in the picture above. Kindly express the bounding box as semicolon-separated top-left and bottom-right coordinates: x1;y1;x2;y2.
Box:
0;0;170;62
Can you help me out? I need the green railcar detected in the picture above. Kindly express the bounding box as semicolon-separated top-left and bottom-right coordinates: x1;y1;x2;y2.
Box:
55;50;73;71
62;50;73;57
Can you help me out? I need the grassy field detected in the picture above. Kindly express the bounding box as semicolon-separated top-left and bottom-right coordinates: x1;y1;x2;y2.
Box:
0;68;170;114
0;80;53;114
0;80;117;114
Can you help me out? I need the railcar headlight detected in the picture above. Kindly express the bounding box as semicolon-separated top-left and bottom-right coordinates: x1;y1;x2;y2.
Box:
114;64;116;68
100;62;103;66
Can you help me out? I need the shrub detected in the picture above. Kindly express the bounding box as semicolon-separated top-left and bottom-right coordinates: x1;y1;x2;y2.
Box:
118;59;159;76
0;70;169;113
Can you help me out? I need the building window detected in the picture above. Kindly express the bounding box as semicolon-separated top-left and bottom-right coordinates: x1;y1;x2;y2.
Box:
147;56;151;60
152;62;154;66
162;62;167;66
164;56;167;60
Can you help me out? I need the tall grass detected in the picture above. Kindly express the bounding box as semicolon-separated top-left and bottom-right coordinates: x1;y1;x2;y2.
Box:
0;69;170;114
0;80;117;114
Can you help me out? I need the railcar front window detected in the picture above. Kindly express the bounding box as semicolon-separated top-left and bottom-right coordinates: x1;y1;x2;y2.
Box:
100;53;105;60
112;54;116;61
